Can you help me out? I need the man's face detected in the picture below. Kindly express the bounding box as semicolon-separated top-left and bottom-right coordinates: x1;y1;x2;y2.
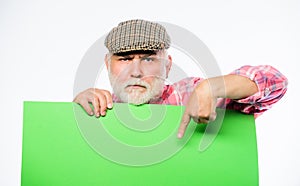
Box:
106;50;172;105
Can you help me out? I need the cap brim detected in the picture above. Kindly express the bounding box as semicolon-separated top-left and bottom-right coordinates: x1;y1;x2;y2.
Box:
113;50;159;56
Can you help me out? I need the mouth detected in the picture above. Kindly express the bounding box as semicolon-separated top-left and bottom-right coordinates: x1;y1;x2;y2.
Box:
126;84;147;89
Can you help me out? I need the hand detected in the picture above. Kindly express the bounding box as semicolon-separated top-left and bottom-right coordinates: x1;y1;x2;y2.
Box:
177;80;217;138
73;88;113;117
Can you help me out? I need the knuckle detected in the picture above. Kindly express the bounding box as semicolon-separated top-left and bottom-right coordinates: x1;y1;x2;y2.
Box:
199;111;210;119
101;89;109;93
87;88;94;92
96;89;106;96
92;94;98;100
73;97;79;103
103;90;112;97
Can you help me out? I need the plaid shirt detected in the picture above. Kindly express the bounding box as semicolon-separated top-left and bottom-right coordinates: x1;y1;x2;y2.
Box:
113;65;288;118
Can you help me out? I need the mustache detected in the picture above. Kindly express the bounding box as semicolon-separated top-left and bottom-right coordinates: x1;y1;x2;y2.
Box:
108;72;166;90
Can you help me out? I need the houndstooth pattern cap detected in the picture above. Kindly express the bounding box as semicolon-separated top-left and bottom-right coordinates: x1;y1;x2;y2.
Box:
104;19;171;54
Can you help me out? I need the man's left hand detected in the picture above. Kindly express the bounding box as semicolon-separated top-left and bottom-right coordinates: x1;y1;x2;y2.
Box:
177;80;217;139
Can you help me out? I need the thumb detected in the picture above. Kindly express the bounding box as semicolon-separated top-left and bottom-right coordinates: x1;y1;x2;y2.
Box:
177;111;191;139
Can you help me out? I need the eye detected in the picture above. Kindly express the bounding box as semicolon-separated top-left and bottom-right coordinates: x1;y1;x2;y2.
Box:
142;57;155;63
118;57;132;62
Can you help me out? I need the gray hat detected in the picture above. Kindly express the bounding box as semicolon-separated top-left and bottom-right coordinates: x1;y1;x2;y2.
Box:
104;19;171;54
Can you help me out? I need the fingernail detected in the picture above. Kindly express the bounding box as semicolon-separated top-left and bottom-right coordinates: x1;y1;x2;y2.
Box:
101;111;106;116
107;103;112;109
90;112;94;116
177;133;182;139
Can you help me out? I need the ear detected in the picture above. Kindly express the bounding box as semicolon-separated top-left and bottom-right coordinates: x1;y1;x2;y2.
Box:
165;55;172;78
104;54;110;70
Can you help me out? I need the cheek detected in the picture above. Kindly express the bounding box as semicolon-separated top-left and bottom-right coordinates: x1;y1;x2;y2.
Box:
109;63;128;80
109;62;120;75
142;64;165;77
143;67;166;85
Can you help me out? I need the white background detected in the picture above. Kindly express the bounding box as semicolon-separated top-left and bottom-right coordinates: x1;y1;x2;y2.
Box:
1;0;299;185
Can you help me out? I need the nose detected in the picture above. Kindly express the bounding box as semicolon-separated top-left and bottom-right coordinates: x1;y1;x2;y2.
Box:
129;59;143;78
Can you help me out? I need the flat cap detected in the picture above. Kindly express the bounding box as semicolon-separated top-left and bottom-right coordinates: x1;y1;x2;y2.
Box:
104;19;171;54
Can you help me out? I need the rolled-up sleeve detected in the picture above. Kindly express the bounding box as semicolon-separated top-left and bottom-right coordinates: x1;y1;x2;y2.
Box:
224;65;288;118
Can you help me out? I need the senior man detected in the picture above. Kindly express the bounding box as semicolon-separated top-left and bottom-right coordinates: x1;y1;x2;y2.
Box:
73;19;288;138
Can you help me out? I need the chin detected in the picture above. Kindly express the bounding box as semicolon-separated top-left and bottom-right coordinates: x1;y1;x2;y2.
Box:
126;93;151;105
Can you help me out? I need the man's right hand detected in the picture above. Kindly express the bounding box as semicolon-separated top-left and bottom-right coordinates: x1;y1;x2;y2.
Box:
73;88;113;117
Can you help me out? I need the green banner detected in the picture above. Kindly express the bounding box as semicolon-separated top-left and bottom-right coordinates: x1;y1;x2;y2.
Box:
21;101;258;185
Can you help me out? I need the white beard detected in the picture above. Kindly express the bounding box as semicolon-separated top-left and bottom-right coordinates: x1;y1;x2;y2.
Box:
108;73;165;105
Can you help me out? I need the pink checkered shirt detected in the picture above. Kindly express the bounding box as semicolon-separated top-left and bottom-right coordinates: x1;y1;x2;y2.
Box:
113;65;288;118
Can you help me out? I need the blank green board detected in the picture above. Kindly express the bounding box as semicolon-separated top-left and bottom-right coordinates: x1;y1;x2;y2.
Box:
21;101;258;185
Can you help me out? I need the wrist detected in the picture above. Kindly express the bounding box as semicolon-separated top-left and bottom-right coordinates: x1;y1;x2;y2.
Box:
197;78;224;99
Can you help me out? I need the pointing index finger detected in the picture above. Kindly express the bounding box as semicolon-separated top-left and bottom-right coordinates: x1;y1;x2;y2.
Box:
177;110;191;139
